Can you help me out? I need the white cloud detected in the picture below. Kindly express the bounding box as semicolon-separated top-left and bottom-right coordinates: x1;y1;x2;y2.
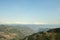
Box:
0;21;47;24
0;18;60;25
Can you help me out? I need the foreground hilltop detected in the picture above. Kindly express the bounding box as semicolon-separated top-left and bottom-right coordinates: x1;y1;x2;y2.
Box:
23;28;60;40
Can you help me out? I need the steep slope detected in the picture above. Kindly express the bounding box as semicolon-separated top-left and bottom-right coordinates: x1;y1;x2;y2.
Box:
23;28;60;40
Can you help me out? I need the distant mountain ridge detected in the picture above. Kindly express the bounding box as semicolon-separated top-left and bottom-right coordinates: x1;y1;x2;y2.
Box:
3;24;60;31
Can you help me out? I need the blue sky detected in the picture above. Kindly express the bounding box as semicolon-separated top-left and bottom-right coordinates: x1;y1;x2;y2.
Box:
0;0;60;24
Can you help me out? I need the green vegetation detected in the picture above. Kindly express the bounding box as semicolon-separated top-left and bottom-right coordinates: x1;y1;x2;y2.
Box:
0;25;60;40
23;28;60;40
0;25;34;40
0;25;24;40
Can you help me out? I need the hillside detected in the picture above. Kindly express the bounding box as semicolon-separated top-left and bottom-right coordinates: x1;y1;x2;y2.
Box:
0;25;35;40
0;25;60;40
23;28;60;40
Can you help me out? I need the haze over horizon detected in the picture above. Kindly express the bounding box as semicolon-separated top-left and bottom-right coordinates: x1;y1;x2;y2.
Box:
0;0;60;25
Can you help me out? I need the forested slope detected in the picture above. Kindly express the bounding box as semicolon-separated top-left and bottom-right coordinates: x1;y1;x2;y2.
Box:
23;28;60;40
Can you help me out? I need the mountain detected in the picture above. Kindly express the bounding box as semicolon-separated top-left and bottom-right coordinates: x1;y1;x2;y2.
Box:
47;28;60;33
0;24;60;40
23;28;60;40
3;24;60;32
11;25;35;36
0;25;35;40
